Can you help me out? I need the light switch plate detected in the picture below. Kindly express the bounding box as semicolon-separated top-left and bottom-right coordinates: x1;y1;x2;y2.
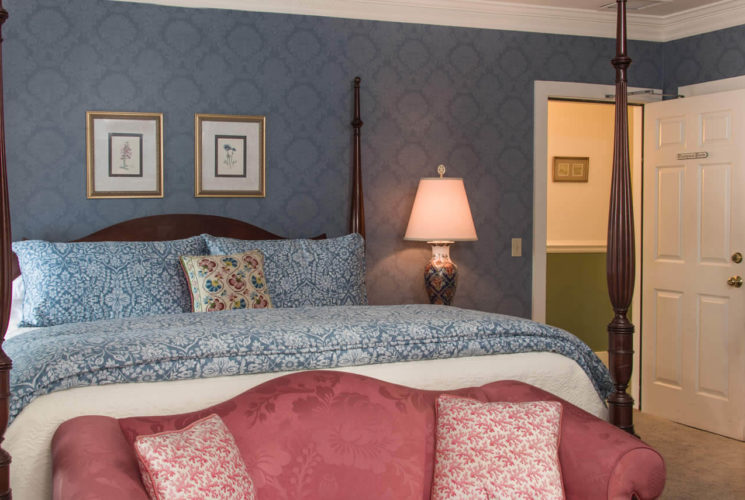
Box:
511;238;522;257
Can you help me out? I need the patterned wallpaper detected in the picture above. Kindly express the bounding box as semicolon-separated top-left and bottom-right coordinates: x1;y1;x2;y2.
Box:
4;0;666;317
663;23;745;95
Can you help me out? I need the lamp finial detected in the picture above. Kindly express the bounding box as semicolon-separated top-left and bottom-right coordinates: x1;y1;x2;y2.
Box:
437;164;446;178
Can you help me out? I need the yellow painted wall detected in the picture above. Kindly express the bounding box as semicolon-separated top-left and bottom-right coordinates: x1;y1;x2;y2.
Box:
546;100;640;349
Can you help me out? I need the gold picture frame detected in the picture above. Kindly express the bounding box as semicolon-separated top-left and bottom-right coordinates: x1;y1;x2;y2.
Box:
552;156;589;182
86;111;164;199
194;114;266;197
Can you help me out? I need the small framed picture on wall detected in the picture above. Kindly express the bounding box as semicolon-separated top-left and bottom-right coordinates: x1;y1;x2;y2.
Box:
552;156;589;182
194;114;266;197
86;111;164;198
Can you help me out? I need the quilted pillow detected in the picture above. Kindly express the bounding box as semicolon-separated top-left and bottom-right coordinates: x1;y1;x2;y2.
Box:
134;414;256;500
180;251;272;312
13;236;206;327
432;395;564;500
203;233;367;308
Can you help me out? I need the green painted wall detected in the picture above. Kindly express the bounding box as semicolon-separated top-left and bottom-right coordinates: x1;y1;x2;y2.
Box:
546;253;612;351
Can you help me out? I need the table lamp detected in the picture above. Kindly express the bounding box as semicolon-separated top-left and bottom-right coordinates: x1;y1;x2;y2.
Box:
404;164;477;305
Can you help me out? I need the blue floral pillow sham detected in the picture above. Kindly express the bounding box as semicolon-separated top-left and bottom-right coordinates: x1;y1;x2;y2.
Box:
203;233;367;308
13;236;206;327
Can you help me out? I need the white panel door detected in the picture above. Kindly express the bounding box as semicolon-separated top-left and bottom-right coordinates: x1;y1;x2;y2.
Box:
643;89;745;440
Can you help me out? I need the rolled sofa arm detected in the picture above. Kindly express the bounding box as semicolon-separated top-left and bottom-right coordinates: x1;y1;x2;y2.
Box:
52;416;148;500
478;380;666;500
558;400;666;499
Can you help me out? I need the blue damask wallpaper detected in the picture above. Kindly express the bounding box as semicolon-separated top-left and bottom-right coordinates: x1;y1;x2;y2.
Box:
3;0;669;316
663;23;745;96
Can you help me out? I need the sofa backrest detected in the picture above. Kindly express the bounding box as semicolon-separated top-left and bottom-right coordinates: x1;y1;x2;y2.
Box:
54;371;666;499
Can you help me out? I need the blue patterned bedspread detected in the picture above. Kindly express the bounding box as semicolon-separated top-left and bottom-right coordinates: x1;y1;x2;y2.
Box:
5;304;612;423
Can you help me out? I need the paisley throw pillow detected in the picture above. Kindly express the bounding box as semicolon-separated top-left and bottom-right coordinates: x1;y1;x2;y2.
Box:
203;233;367;308
180;251;272;312
134;414;256;500
432;395;564;500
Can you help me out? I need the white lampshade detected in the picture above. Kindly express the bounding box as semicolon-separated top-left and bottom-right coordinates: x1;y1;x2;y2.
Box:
404;177;477;242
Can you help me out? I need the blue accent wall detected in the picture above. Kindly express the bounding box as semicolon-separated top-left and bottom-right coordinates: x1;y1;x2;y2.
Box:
4;0;668;317
663;24;745;95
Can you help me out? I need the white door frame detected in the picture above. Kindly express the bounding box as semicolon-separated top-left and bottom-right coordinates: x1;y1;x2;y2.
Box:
678;74;745;97
533;80;655;404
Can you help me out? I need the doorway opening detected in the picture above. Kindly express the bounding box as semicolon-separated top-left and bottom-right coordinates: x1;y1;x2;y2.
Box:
545;99;643;359
532;80;654;404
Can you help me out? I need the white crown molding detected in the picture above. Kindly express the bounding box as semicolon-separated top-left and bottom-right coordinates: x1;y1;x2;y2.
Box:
111;0;745;42
657;0;745;42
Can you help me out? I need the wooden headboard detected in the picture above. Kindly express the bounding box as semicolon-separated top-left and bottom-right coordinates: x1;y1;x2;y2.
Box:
9;213;329;280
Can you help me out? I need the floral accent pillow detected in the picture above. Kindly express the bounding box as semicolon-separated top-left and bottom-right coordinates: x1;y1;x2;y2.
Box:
12;236;206;327
203;233;367;308
180;251;272;312
432;395;564;500
134;414;256;500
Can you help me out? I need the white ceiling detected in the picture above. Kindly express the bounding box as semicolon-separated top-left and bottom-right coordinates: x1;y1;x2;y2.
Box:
114;0;745;41
492;0;725;16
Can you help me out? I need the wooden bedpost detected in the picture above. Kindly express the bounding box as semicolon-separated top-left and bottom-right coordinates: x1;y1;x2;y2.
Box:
607;0;635;435
350;76;365;239
0;2;11;495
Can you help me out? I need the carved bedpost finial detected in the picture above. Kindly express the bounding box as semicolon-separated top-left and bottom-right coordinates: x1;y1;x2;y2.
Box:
607;0;636;435
0;2;13;497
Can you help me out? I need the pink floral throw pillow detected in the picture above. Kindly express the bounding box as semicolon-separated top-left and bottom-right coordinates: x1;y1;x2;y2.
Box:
134;414;256;500
432;395;564;500
180;250;272;312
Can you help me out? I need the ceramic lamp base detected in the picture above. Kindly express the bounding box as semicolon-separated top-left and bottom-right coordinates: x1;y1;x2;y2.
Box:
424;242;457;305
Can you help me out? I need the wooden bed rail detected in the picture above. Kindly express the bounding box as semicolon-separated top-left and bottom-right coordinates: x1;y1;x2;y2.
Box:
607;0;636;435
0;1;11;496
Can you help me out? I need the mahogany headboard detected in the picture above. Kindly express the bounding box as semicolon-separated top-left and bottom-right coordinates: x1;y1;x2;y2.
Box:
8;213;328;280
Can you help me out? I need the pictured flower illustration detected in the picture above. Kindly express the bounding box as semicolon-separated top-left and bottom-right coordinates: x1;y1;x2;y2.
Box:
223;143;238;170
120;141;133;170
205;297;226;311
252;295;270;308
204;278;224;293
198;259;217;274
228;273;246;290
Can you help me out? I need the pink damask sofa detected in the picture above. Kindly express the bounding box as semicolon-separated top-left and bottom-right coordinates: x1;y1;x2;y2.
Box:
52;371;666;499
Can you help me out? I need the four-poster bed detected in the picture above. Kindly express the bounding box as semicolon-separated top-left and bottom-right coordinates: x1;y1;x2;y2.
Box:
0;0;637;497
606;0;636;436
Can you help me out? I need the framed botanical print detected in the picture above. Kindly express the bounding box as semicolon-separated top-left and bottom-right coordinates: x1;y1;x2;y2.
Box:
552;156;589;182
86;111;164;198
194;114;266;197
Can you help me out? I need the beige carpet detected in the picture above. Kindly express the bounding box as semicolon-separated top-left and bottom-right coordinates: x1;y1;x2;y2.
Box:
634;411;745;499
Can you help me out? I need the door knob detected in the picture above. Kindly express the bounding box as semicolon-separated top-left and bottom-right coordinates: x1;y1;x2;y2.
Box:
733;252;743;264
727;276;743;288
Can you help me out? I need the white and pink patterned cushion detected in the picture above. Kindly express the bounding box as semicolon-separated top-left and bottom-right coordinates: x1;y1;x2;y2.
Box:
432;395;564;500
134;414;256;500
